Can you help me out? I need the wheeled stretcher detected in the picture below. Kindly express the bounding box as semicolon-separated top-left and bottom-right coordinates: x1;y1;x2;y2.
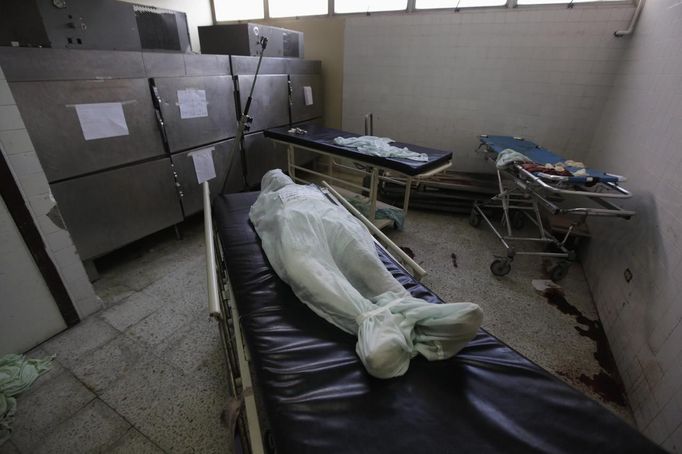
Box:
201;184;660;454
263;123;453;229
471;135;635;281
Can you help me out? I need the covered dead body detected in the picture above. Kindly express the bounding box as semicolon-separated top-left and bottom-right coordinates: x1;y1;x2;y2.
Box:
249;170;482;379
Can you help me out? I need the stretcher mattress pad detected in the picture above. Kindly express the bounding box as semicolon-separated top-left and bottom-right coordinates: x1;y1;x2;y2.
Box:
214;191;661;454
481;135;619;184
264;123;452;176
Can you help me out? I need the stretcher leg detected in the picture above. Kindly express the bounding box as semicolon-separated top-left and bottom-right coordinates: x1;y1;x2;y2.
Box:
369;167;379;223
287;144;296;182
402;176;413;224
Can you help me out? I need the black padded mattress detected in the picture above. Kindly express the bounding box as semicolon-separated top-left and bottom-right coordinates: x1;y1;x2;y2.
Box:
264;123;452;176
214;191;662;454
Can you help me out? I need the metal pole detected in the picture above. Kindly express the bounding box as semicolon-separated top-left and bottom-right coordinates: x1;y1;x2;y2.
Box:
203;181;221;320
323;181;427;280
222;37;269;193
402;176;412;220
287;144;296;181
369;167;379;223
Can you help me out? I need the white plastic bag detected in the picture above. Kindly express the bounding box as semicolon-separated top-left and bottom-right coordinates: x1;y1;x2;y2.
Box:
249;170;482;378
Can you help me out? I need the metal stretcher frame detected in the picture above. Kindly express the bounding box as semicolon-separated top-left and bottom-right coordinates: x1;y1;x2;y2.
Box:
471;136;635;281
266;139;451;229
202;180;428;454
265;125;452;228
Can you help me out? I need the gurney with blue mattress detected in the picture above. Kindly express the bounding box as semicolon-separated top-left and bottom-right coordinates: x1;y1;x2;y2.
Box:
201;187;660;454
471;135;635;281
263;123;453;229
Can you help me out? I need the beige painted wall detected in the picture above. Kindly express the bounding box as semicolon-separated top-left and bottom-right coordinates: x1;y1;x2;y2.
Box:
259;17;345;128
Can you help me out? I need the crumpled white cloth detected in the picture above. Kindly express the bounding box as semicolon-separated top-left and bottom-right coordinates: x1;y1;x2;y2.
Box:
334;136;429;162
496;148;532;168
249;170;483;378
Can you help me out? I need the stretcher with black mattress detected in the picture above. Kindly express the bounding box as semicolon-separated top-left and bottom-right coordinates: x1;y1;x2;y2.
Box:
205;189;661;454
263;123;453;228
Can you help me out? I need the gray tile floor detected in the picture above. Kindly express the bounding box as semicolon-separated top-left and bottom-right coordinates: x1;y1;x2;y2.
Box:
387;209;634;423
2;205;635;453
2;219;230;454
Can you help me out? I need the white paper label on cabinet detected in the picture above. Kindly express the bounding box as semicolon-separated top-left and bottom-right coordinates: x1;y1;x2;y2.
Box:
188;147;216;184
177;89;208;119
74;102;129;141
303;86;314;106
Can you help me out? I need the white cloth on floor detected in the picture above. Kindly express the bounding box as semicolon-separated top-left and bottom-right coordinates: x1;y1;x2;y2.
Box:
249;169;483;379
333;136;429;162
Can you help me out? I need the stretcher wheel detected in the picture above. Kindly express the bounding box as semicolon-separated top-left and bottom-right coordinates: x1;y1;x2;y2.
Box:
490;259;511;277
511;211;525;230
469;209;482;228
549;262;570;282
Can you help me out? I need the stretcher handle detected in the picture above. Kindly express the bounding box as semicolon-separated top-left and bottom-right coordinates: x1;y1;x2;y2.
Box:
203;181;222;320
515;165;632;199
322;181;427;280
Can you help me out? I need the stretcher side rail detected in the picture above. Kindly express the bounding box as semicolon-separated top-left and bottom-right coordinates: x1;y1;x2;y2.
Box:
203;181;266;454
515;165;632;200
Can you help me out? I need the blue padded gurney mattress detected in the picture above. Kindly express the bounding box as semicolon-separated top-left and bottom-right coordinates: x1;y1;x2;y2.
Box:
264;123;452;177
214;191;661;454
480;135;619;184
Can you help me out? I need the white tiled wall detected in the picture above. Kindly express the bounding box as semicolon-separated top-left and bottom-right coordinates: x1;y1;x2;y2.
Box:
0;196;67;355
0;64;101;325
342;3;682;450
342;5;633;172
582;1;682;451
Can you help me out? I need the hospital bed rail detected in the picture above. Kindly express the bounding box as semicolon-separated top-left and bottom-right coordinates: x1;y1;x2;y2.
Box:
202;180;266;454
471;136;635;281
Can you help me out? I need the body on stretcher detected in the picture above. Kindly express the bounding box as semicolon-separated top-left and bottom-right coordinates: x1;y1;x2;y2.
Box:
471;135;635;281
202;189;662;454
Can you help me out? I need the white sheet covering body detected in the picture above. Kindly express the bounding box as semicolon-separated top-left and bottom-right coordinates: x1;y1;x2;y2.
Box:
249;170;483;378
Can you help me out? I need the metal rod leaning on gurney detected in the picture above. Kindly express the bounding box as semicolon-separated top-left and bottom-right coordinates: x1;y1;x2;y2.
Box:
222;36;269;193
322;181;427;280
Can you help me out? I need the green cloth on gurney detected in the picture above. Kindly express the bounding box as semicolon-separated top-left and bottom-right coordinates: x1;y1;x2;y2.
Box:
0;354;53;445
348;196;405;230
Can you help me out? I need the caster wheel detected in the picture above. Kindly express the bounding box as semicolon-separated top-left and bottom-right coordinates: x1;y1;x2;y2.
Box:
490;259;511;277
549;262;570;282
469;209;482;228
510;210;525;230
